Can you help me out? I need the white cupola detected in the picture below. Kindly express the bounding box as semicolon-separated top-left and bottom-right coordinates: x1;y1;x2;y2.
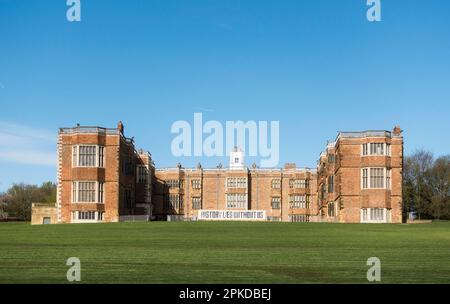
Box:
229;147;245;170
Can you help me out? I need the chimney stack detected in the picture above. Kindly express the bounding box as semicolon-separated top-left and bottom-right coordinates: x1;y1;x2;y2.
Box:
117;121;124;135
284;163;297;170
393;125;402;136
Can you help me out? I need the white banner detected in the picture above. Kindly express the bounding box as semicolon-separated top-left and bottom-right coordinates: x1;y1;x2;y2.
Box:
198;210;266;221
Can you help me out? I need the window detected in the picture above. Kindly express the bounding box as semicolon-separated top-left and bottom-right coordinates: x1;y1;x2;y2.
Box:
328;176;334;193
289;179;308;189
362;168;369;189
124;188;133;209
192;197;202;210
361;208;368;222
72;145;105;167
137;165;148;183
238;178;247;188
235;158;239;163
172;194;182;209
370;168;384;188
289;195;309;209
78;211;96;220
98;146;104;167
328;202;335;217
71;211;103;222
328;154;335;163
371;208;384;221
72;181;104;203
74;181;95;202
320;183;326;201
362;168;388;189
122;156;135;176
98;182;104;203
362;143;368;156
371;143;384;155
362;143;391;156
165;194;183;210
227;178;235;188
72;146;77;167
166;180;182;189
386;169;391;189
361;208;391;223
226;193;247;209
267;216;281;222
72;182;77;203
271;197;281;209
79;146;96;167
227;178;247;188
289;215;309;222
191;179;201;189
271;179;281;189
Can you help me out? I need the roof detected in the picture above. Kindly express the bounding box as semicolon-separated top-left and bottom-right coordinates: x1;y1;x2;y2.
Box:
335;130;397;141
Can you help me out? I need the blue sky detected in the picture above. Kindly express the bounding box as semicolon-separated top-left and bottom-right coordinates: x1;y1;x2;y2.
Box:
0;0;449;191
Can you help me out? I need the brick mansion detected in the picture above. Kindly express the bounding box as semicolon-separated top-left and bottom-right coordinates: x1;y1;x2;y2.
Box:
31;122;404;224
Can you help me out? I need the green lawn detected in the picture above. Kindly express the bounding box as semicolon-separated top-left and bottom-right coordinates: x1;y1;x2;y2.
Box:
0;221;449;284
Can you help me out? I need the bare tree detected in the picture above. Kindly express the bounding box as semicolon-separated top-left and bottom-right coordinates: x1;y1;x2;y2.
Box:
404;151;450;220
428;156;450;220
404;150;434;219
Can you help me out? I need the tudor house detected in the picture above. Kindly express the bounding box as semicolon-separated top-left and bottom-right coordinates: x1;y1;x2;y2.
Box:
55;122;154;223
31;122;403;224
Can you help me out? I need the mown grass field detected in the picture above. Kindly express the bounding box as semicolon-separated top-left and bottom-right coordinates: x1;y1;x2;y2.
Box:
0;221;449;284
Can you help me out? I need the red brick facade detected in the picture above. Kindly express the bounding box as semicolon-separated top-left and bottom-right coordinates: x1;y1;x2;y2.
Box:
57;122;153;223
153;165;317;222
317;128;403;223
54;122;403;224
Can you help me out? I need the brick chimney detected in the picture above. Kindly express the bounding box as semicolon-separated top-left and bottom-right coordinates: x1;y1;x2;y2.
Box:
284;163;296;169
117;121;124;135
393;125;402;136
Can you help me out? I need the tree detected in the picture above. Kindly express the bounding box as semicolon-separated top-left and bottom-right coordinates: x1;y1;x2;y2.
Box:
403;157;416;217
0;200;7;219
0;182;56;221
403;151;450;221
403;150;434;219
428;156;450;220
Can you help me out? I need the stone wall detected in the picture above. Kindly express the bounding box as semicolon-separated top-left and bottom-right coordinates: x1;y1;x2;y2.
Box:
31;203;57;225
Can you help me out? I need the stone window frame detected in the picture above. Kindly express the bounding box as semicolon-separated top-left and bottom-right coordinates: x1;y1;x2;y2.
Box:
361;167;390;190
361;143;391;157
72;181;104;204
72;145;105;168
